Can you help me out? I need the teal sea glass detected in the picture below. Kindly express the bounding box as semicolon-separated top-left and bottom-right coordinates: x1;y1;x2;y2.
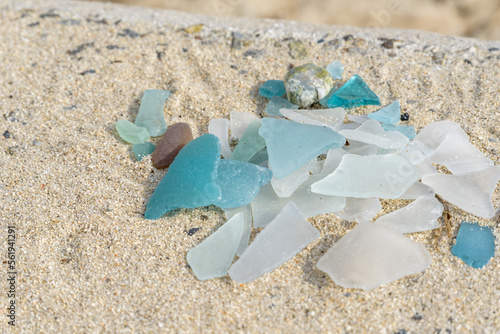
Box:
265;96;298;116
326;75;380;109
451;222;495;268
259;118;345;178
116;119;150;144
230;121;266;162
132;142;156;161
259;80;286;99
135;89;171;137
319;87;336;107
145;134;221;220
368;100;400;124
382;124;417;139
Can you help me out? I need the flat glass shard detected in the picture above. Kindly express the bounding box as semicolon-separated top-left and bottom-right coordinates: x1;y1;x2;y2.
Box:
397;182;435;200
271;159;316;198
326;60;344;80
208;118;232;159
284;63;334;108
265;96;298;116
116;119;150;144
248;148;268;165
259;80;286;99
347;115;370;124
421;166;500;218
225;205;252;256
151;122;193;169
135;89;170;137
375;197;443;233
416;160;439;177
312;154;420;199
382;124;417;140
213;159;272;209
339;119;409;150
259;118;346;178
321;148;347;174
430;132;494;174
230;121;267;162
309;158;324;175
451;222;496;268
230;111;259;140
367;100;401;124
317;222;432;290
414;121;468;150
399;140;434;165
229;202;320;283
334;197;382;222
145;134;222;220
280;108;345;129
132;142;156;161
326;75;381;109
187;212;244;280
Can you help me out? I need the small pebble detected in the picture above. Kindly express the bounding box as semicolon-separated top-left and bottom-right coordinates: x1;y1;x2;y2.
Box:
3;130;11;139
284;63;334;108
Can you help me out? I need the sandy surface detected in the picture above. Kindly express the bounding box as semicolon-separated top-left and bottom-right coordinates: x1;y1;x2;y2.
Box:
0;0;499;332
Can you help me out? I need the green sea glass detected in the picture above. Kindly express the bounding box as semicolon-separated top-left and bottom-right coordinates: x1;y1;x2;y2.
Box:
259;80;286;99
367;100;400;124
116;120;150;144
230;121;266;162
145;134;221;220
259;118;345;178
326;75;380;109
132;142;156;161
135;89;170;137
265;96;298;116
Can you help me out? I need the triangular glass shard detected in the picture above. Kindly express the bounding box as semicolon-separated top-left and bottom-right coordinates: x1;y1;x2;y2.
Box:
421;166;500;218
145;134;222;219
259;118;346;178
375;197;443;233
135;89;170;137
326;60;344;80
397;182;435;200
321;148;346;174
334;197;382;222
208;118;232;159
430;132;494;174
225;205;252;256
229;202;320;283
339;119;408;150
230;111;259;140
414;121;468;150
280;108;345;129
264;96;298;116
132;142;155;161
187;212;244;280
116;120;150;144
326;75;381;109
270;159;316;198
367;100;400;124
382;124;416;140
230;121;266;162
213;159;272;209
312;154;420;199
259;80;286;99
317;222;432;290
451;222;496;268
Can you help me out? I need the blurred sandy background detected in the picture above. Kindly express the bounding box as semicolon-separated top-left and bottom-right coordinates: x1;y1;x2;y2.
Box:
88;0;500;40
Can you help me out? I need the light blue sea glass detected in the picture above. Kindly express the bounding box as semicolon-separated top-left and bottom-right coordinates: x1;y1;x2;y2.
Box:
213;159;272;209
326;60;344;80
265;96;298;116
367;100;400;124
116;120;150;144
145;134;221;220
135;89;171;137
326;75;380;109
230;121;266;162
132;142;156;161
259;80;286;99
382;124;417;139
259;118;346;178
451;222;495;268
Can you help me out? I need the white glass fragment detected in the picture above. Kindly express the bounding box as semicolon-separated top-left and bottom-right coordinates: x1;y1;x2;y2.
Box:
397;182;435;200
415;160;439;177
399;140;434;165
229;111;259;140
347;114;370;124
229;202;320;283
343;140;379;156
279;108;345;130
224;205;252;256
334;197;382;222
339;119;409;150
414;121;468;150
317;222;432;290
208;118;232;159
271;159;316;198
321;148;346;175
309;159;325;175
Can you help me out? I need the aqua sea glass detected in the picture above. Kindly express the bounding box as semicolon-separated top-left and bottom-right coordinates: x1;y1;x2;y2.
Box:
326;60;344;80
248;148;268;165
145;134;221;220
451;222;496;268
116;120;150;144
382;124;417;139
265;96;298;116
319;87;336;107
259;80;286;99
367;100;400;124
326;75;380;109
259;118;345;178
135;89;170;137
230;121;266;162
132;142;156;161
213;159;272;209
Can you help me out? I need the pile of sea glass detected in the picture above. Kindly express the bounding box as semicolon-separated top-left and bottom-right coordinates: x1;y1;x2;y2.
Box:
117;62;499;290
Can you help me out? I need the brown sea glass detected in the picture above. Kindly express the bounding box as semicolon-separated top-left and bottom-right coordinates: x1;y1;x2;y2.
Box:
152;123;193;169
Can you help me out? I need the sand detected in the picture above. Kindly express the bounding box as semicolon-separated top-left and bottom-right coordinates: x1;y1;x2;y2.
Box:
0;0;499;332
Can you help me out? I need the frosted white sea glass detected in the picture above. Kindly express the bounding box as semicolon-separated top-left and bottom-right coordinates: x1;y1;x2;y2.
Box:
224;205;253;256
414;121;468;150
334;197;382;222
229;111;259;140
208;118;231;159
279;108;345;129
339;119;409;150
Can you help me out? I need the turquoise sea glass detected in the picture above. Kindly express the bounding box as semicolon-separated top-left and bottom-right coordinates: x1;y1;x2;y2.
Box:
145;134;221;219
382;124;417;139
132;142;156;161
116;119;150;144
213;159;272;209
265;96;298;116
230;121;266;162
368;100;400;124
259;118;345;178
319;87;336;107
451;222;495;268
259;80;286;99
326;75;380;109
135;89;171;137
326;60;344;80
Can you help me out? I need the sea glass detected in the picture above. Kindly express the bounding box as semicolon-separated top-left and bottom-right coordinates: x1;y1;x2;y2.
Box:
397;182;435;200
187;212;244;280
152;123;193;169
321;148;347;174
116;120;150;144
334;197;382;222
230;121;266;162
414;121;468;150
229;202;320;283
399;140;434;166
265;96;298;116
259;118;345;178
339;119;408;150
382;124;417;140
271;159;316;198
367;100;400;124
208;118;232;159
135;89;170;137
451;222;496;268
132;142;156;162
259;80;286;99
326;75;380;109
279;108;345;129
248;148;268;166
224;205;252;256
229;111;259;140
326;60;344;80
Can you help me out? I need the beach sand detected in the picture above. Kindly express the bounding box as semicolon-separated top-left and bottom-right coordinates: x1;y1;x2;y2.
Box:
0;0;499;332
